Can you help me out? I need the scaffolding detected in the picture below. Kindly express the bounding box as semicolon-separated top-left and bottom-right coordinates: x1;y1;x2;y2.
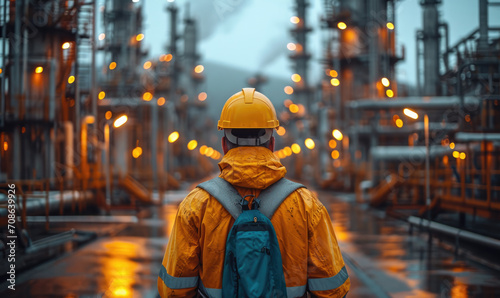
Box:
0;0;99;238
0;0;96;184
321;0;500;222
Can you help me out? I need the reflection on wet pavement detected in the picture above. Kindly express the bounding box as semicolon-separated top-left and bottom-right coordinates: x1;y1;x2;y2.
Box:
7;235;168;297
2;203;180;297
2;190;500;297
323;191;500;297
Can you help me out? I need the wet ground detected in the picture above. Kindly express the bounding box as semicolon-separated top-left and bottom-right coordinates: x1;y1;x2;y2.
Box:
2;189;500;297
323;192;500;297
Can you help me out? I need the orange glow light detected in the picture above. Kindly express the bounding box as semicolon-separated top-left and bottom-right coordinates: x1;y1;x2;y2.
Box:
387;22;395;30
132;147;143;158
305;138;315;150
168;131;179;143
276;126;286;136
291;74;301;82
157;97;166;106
332;129;343;141
165;54;173;62
198;92;207;101
109;62;117;70
395;119;403;128
297;104;306;117
187;140;198;151
199;145;207;155
98;91;106;100
205;147;214;157
386;89;394;98
337;22;347;30
194;65;204;73
113;115;128;128
291;143;301;154
143;61;152;70
289;104;299;113
143;92;153;101
403;108;418;119
284;86;294;95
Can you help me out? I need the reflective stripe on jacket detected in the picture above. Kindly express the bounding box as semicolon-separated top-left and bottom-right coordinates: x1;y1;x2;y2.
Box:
158;146;350;297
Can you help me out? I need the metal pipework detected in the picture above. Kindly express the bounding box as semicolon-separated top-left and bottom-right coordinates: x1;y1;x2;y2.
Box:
420;0;441;96
348;96;478;110
370;146;452;161
478;0;489;52
455;60;500;129
439;23;449;74
408;216;500;251
0;191;94;218
455;132;500;142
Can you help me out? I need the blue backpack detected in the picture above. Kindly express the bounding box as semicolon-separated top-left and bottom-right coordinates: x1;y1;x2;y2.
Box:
198;177;305;298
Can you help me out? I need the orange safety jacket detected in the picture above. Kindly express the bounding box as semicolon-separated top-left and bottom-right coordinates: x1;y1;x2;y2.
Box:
158;146;350;297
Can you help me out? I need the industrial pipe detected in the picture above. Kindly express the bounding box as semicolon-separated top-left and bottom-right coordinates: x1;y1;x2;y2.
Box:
370;146;451;161
455;132;500;142
348;96;478;110
408;216;500;251
348;122;459;136
0;191;94;218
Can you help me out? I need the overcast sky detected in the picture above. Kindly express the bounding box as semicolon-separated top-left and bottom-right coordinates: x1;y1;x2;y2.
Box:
139;0;499;87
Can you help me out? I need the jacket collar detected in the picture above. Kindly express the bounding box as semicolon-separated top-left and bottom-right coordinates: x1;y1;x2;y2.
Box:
218;146;287;189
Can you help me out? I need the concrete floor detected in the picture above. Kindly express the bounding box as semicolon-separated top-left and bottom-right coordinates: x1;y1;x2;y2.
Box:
2;190;500;297
323;192;500;297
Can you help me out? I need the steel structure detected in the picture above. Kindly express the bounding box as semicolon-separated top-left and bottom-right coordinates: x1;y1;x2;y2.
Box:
320;0;500;222
0;0;98;236
0;0;211;232
0;0;96;183
320;0;403;189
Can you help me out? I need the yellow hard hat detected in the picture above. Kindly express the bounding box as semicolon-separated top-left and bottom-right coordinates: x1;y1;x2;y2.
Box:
218;88;279;130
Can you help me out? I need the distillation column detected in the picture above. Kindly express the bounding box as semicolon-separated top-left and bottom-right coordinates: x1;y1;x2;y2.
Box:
421;0;441;96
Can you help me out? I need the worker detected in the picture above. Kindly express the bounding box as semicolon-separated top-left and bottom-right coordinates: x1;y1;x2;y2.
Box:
158;88;350;297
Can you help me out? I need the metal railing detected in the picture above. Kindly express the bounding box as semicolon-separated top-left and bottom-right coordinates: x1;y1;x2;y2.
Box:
363;148;500;219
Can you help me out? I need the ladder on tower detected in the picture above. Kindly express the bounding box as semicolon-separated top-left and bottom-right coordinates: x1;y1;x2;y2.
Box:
76;1;95;107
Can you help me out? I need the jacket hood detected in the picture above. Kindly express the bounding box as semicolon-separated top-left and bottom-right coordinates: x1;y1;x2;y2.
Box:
218;146;287;189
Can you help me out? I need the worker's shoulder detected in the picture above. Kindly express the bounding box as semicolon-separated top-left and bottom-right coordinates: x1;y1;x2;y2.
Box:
286;183;324;209
286;186;329;227
178;187;211;213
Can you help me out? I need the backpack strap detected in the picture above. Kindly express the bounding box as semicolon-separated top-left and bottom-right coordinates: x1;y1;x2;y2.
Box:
257;178;305;219
197;177;305;220
197;177;243;219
